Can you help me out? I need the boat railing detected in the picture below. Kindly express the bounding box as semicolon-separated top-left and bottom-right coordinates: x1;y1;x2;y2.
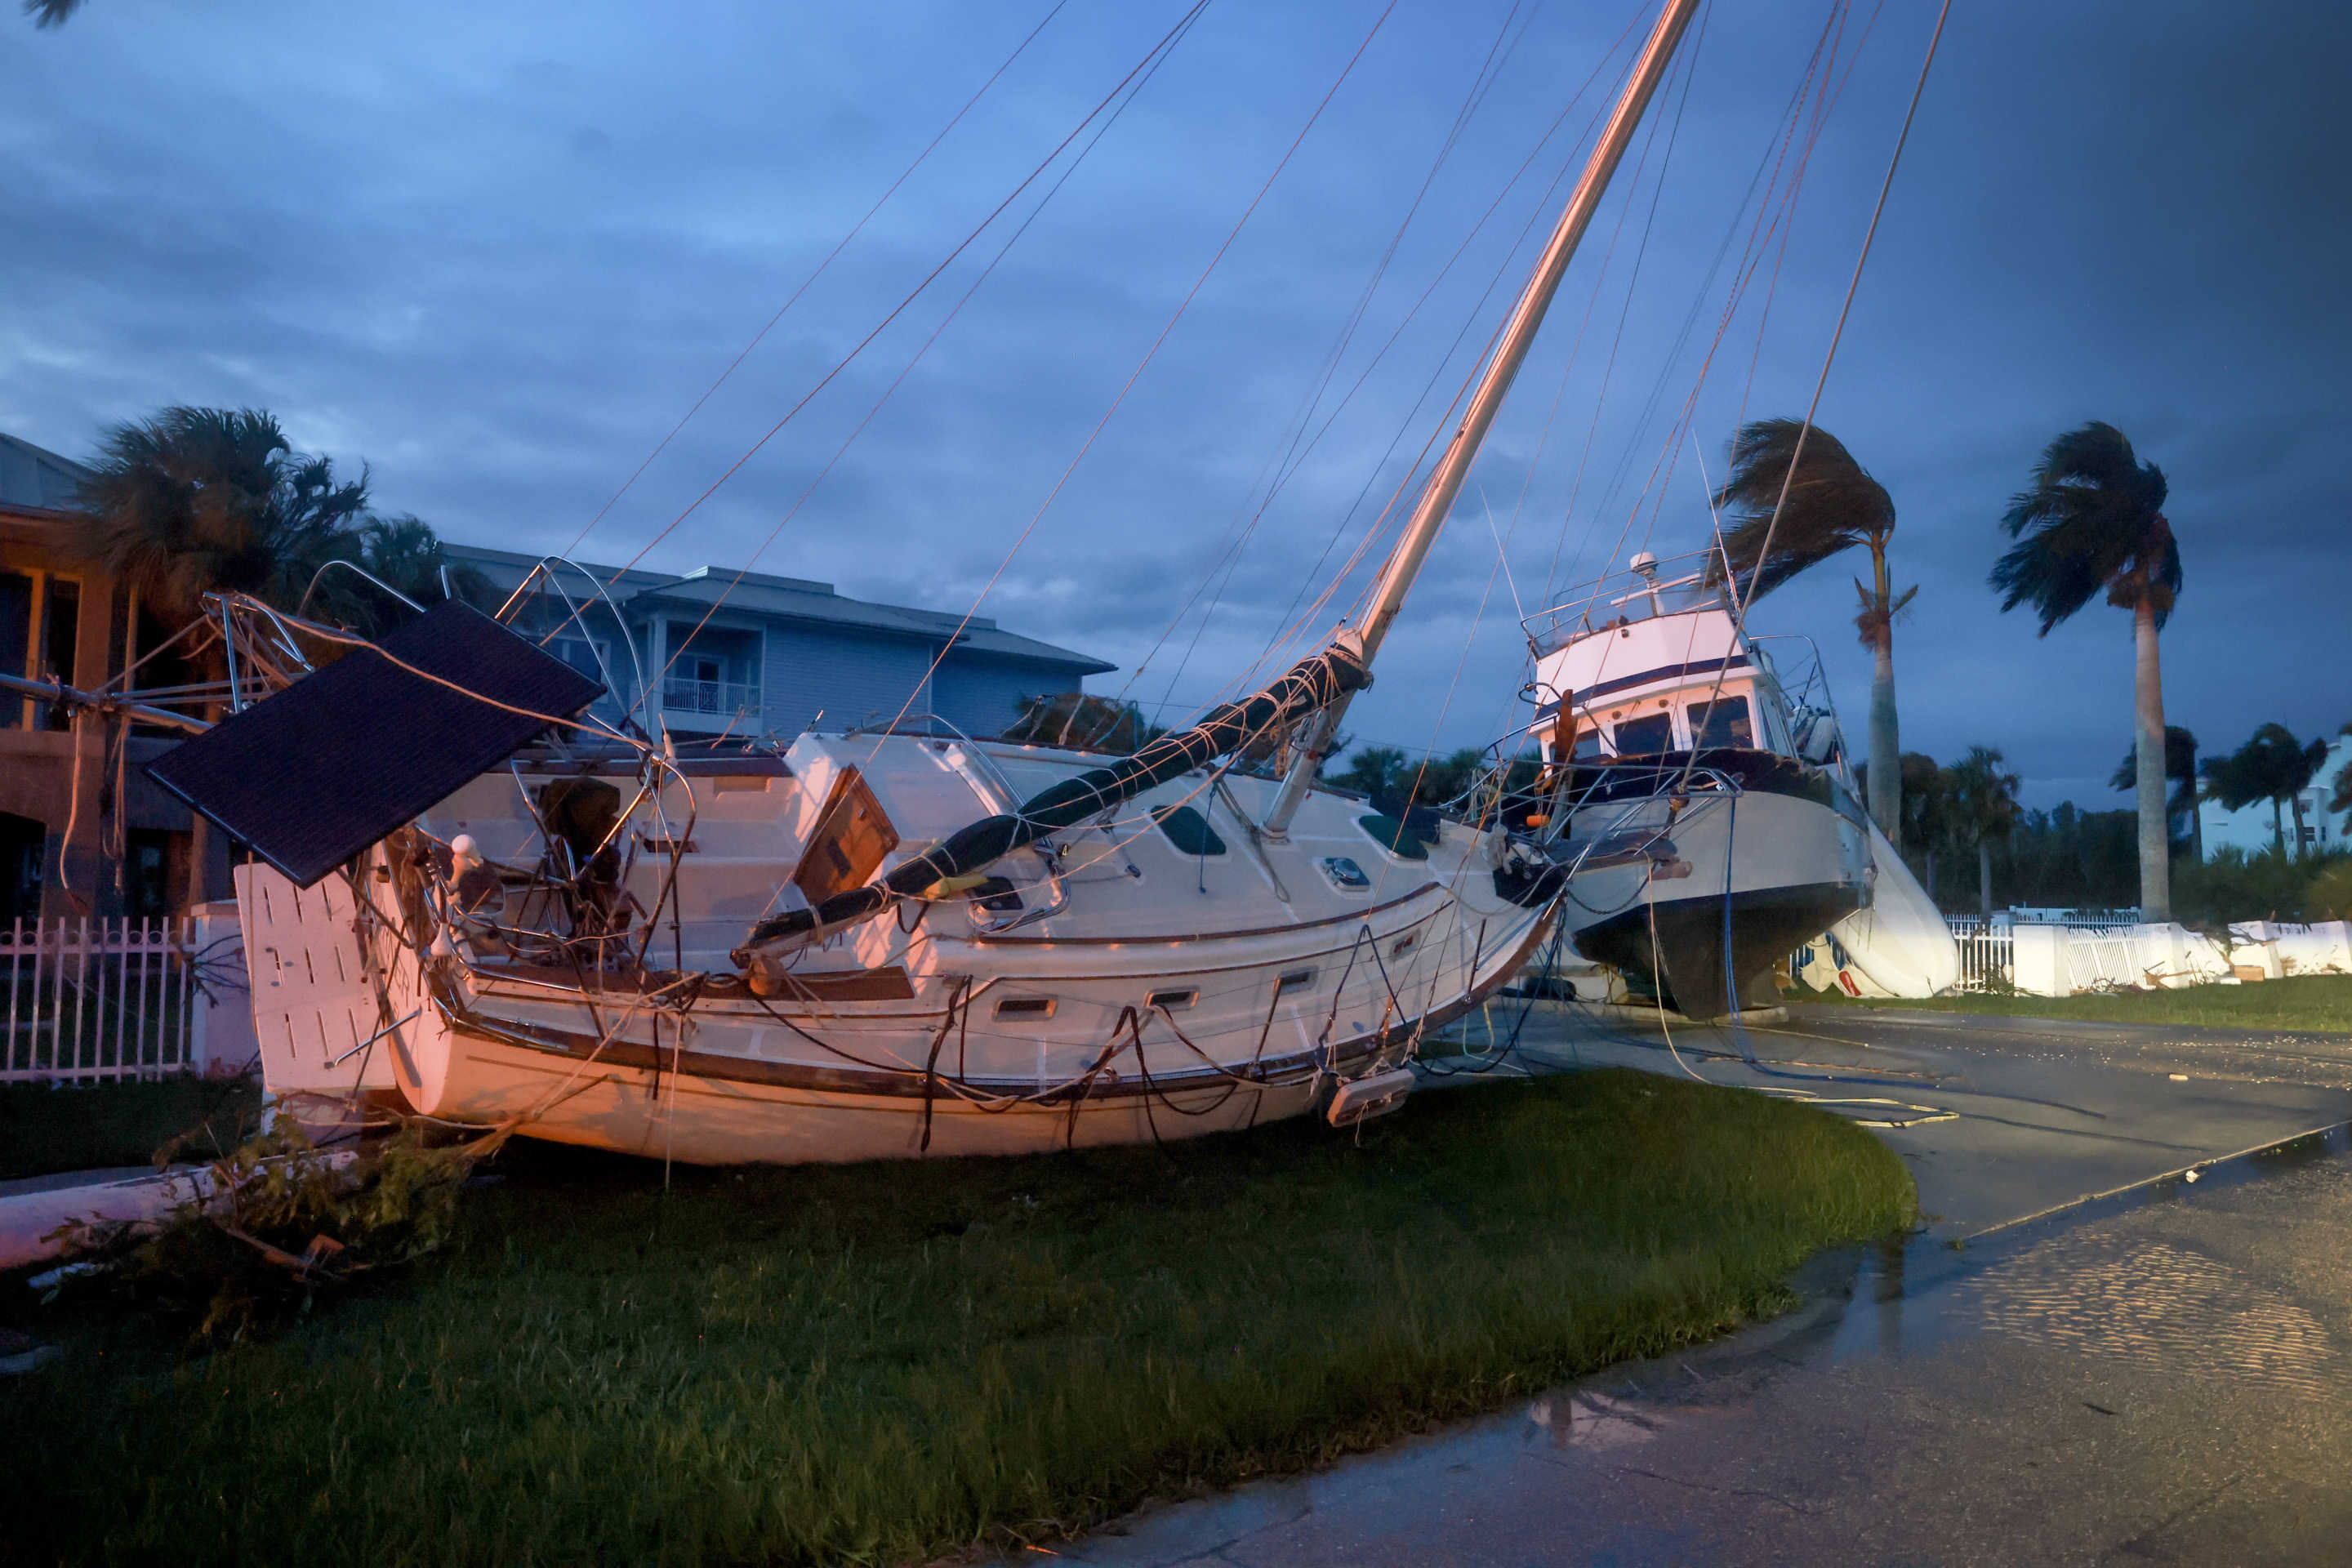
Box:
1521;546;1735;653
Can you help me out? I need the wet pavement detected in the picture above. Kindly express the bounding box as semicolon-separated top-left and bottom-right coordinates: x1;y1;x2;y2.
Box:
1018;1008;2352;1566
1463;1001;2352;1238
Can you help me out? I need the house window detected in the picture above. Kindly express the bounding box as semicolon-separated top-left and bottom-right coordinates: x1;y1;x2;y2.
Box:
123;829;185;919
0;811;43;923
661;621;761;721
546;635;611;684
0;572;78;730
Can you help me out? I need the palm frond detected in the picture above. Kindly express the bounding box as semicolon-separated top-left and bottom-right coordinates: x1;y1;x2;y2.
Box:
1989;422;2178;634
1703;417;1893;602
23;0;86;28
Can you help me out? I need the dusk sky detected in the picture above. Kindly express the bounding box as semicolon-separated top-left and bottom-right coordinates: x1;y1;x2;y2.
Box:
5;0;2343;809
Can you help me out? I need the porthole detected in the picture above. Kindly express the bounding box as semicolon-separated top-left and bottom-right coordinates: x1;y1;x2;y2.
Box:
1276;968;1316;996
1146;988;1198;1011
1391;934;1416;958
994;996;1056;1020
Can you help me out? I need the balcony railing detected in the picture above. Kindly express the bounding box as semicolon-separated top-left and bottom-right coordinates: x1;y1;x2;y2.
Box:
661;677;760;717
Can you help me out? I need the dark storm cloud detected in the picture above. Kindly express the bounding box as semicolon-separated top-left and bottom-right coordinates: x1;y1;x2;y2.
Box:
2;1;2343;796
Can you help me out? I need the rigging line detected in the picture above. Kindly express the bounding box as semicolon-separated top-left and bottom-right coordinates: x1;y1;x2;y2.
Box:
1653;0;1909;806
1530;6;1699;612
1200;3;1655;702
1621;0;1877;569
1610;9;1826;558
1116;0;1548;708
858;0;1405;765
1134;3;1652;715
1114;0;1539;712
560;1;1071;564
1733;0;1884;435
1731;0;1950;633
635;6;1201;706
595;0;1213;588
1544;0;1838;608
1584;0;1721;560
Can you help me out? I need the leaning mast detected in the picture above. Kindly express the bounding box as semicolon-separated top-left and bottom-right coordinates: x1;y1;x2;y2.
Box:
1263;0;1703;835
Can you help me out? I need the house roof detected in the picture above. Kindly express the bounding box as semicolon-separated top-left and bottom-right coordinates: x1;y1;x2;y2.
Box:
443;542;1115;674
0;431;95;514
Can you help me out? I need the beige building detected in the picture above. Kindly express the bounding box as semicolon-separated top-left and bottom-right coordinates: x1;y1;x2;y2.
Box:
1;430;218;922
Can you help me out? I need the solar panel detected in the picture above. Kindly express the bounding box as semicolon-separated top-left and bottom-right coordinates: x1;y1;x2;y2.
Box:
147;600;605;886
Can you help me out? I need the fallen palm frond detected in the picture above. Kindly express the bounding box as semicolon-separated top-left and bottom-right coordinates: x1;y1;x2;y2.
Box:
42;1119;479;1344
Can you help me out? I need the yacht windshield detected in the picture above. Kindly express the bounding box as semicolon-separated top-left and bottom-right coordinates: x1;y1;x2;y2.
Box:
1689;696;1753;750
1612;712;1673;755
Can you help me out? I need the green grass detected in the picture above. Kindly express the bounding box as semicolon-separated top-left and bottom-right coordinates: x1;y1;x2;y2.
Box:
1795;973;2352;1033
0;1070;1912;1566
0;1071;262;1182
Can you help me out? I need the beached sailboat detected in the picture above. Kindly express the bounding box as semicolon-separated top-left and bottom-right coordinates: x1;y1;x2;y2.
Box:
133;1;1715;1164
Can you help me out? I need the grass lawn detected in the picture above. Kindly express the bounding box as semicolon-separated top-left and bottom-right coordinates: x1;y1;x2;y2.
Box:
0;1072;263;1183
0;1069;1911;1566
1794;973;2352;1034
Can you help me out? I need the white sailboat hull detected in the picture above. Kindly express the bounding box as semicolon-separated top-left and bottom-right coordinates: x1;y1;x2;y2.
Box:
247;734;1554;1165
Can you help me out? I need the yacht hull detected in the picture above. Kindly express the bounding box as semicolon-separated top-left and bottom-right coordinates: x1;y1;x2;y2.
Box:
1555;765;1867;1018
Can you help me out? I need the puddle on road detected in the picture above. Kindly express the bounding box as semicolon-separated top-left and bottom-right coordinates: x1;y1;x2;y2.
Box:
1033;1126;2352;1566
1794;1122;2352;1386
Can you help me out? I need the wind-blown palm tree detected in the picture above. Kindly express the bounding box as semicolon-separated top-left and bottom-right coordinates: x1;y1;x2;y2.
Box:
2111;724;2200;859
1944;746;2020;922
1704;418;1908;836
22;0;82;26
1990;422;2181;920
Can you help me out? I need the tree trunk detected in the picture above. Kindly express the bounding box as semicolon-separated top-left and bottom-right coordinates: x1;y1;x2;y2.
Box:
1923;849;1937;902
1865;542;1900;837
1868;635;1900;839
2132;600;2171;921
2290;789;2310;858
1978;839;1993;924
2271;799;2286;856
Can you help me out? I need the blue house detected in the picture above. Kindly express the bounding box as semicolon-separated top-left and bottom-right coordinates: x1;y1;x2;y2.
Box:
443;544;1116;746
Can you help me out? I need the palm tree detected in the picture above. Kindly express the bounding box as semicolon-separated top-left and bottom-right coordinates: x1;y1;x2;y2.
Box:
2331;723;2352;821
318;514;497;635
1990;422;2180;920
75;407;371;626
21;0;83;26
1894;750;1950;898
1705;418;1908;835
1944;745;2020;921
2111;724;2199;859
2200;724;2326;856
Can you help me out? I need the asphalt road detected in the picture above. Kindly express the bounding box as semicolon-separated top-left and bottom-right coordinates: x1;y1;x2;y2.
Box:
1015;1004;2352;1566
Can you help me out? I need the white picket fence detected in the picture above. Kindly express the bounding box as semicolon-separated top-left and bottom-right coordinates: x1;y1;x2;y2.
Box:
1;916;246;1084
1941;918;2015;992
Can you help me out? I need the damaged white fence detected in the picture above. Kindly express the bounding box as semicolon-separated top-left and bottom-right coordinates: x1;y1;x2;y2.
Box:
1798;915;2352;1000
1;911;253;1085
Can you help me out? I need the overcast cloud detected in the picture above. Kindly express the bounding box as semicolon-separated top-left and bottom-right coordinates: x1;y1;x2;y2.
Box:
3;0;2343;808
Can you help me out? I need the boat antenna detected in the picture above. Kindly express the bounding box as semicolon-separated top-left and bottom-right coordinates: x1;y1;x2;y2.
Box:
1262;0;1704;836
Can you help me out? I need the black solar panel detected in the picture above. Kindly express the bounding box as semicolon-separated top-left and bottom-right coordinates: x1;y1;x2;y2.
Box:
147;600;605;886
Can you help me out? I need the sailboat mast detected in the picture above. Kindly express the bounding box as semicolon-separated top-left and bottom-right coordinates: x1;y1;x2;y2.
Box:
1263;0;1702;835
